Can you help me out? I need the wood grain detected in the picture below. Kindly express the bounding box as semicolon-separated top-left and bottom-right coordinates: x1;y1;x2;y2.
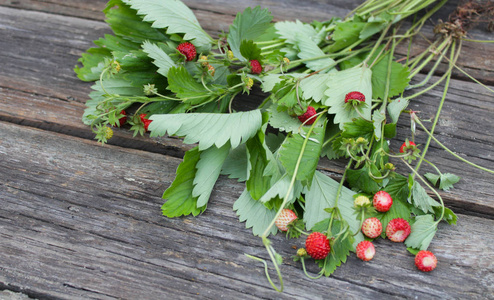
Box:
1;121;493;299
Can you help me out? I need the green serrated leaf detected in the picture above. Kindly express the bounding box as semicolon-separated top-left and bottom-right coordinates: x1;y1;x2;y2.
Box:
299;74;331;103
372;110;385;141
221;143;249;182
267;103;303;133
193;143;231;207
313;219;355;276
240;39;262;61
259;173;303;204
371;52;410;100
346;164;382;194
405;215;437;250
279;123;326;183
165;66;214;105
227;6;273;61
142;41;177;77
324;67;373;129
162;147;206;217
387;97;409;123
425;173;461;191
149;109;263;150
123;0;213;52
246;126;273;200
409;177;441;214
294;34;336;73
275;20;323;46
233;189;278;236
328;21;366;52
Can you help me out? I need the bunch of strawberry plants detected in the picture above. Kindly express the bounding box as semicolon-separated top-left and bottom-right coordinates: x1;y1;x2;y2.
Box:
75;0;494;292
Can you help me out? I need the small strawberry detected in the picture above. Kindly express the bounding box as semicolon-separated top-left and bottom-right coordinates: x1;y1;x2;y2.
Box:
373;191;393;212
139;113;153;132
386;218;411;242
356;241;375;261
207;64;215;76
361;217;382;239
177;42;197;61
104;127;113;140
354;195;371;208
297;106;317;125
344;91;366;103
305;232;330;260
275;209;298;232
400;140;416;153
249;59;263;74
117;110;127;127
415;250;437;272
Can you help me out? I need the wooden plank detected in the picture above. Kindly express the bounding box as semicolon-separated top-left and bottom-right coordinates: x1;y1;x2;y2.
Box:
0;6;493;216
1;1;493;84
0;121;493;299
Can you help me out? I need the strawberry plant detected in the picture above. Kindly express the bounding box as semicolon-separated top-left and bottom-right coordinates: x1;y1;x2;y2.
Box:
75;0;494;292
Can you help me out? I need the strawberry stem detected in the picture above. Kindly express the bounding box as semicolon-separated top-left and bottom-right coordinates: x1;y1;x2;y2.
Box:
300;257;323;280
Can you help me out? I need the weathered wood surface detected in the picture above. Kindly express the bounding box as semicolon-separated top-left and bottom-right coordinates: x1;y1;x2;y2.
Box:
0;0;493;299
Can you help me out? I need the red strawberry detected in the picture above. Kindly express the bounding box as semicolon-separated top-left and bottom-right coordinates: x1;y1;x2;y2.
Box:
305;232;330;260
297;106;317;125
344;91;366;103
373;191;393;212
249;60;263;74
400;140;416;153
356;241;375;261
386;218;411;242
117;110;127;127
415;250;437;272
361;217;382;239
139;113;153;132
275;209;298;232
177;42;197;61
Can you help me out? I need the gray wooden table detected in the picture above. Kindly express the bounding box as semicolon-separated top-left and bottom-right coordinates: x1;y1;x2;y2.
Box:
0;0;493;299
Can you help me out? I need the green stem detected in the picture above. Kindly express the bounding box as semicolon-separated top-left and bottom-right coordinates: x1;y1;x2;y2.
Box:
300;258;323;280
326;160;353;234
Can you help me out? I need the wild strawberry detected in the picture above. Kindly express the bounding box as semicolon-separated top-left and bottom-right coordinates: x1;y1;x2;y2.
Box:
249;60;262;74
354;195;370;208
199;55;208;66
415;250;437;272
297;106;317;125
386;218;411;242
139;113;153;132
356;241;375;261
400;140;416;153
373;191;393;212
245;77;254;90
207;64;215;76
117;110;127;127
227;50;234;60
104;127;113;140
177;42;197;61
361;217;382;239
344;91;366;103
305;232;330;260
275;209;298;232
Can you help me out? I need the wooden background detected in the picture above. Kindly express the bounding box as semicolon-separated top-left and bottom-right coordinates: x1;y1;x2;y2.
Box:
0;0;493;299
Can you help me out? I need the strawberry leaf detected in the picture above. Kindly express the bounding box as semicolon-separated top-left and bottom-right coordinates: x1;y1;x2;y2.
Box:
346;164;382;194
141;41;177;77
274;20;324;46
328;21;366;52
304;172;363;245
387;97;409;123
278;123;326;184
149;109;263;150
165;66;215;105
405;215;437;250
259;173;304;205
371;52;410;100
240;40;262;61
424;172;461;191
408;176;441;214
221;144;249;182
294;34;337;73
233;189;278;236
227;6;273;61
122;0;213;52
299;74;331;103
372;110;386;141
193;143;231;207
324;67;373;129
313;219;355;276
162;147;206;217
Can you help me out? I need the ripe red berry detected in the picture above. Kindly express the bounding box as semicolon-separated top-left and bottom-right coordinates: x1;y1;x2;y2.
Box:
344;91;366;103
356;241;375;261
249;60;263;74
139;113;153;132
297;106;317;125
118;110;127;127
373;191;393;212
415;250;437;272
400;140;416;153
305;232;330;260
386;218;411;242
177;42;197;61
361;217;382;239
275;209;298;232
